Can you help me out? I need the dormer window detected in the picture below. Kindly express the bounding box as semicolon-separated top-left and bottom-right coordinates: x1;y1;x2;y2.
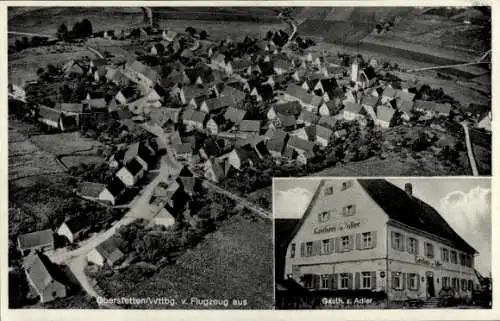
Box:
341;180;353;191
324;186;334;195
343;205;356;216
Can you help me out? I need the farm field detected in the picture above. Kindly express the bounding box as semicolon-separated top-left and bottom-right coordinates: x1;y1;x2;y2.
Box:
60;155;105;168
155;7;280;23
97;215;273;309
29;132;103;155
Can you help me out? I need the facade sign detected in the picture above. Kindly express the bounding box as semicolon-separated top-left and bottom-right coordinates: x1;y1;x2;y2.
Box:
313;220;361;234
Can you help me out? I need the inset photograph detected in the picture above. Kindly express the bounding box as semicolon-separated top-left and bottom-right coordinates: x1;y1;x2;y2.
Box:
274;178;491;309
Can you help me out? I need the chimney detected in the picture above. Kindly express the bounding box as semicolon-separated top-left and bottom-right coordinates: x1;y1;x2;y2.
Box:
404;183;413;197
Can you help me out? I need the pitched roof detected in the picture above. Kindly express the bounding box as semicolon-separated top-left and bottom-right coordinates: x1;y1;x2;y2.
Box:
271;101;302;116
18;229;54;250
79;181;106;198
182;86;210;101
105;177;126;197
358;180;477;253
88;98;107;109
62;214;91;234
360;95;379;108
212;53;226;64
376;105;396;122
308;124;333;140
397;90;416;102
256;84;274;101
284;84;322;106
298;110;319;124
344;101;363;114
239;120;261;133
276;113;297;128
185;67;214;84
175;143;194;154
125;158;144;175
397;100;414;114
318;115;337;129
273;58;291;71
413;100;451;114
230;59;252;71
23;253;64;295
119;86;137;99
95;237;124;265
287;136;315;152
224;107;247;124
59;103;84;114
127;60;159;81
382;87;398;98
267;129;289;153
183;109;207;123
38;106;61;122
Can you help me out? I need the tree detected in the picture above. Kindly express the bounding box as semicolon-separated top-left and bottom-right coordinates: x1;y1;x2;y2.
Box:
185;26;196;36
36;67;45;77
72;21;82;36
14;39;23;51
57;23;68;40
81;19;93;37
265;30;274;40
199;30;208;40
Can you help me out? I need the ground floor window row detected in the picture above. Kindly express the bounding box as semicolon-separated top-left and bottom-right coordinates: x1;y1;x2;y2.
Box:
292;231;377;258
298;271;475;292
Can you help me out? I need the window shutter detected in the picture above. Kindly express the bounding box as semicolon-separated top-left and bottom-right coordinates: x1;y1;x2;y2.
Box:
313;241;321;256
332;274;338;289
300;243;305;257
416;274;420;290
400;234;405;251
328;275;334;289
355;272;360;289
348;273;353;290
402;273;406;290
349;235;355;250
391;231;396;249
329;238;335;253
371;271;377;289
407;273;412;290
391;272;397;289
355;233;361;250
415;239;419;255
313;274;320;289
371;231;377;248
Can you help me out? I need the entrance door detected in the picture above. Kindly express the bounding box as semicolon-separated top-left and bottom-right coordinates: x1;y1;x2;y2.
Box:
426;275;435;297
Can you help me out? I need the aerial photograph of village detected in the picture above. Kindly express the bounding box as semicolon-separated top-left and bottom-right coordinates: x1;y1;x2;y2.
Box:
7;6;491;309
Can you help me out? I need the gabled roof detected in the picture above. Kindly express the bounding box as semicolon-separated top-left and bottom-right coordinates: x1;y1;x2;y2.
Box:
271;101;302;116
239;120;261;133
376;105;396;122
284;84;322;106
397;90;416;102
62;214;90;234
125;158;144;175
182;86;210;101
38;106;61;122
273;58;291;71
360;95;379;108
397;100;414;114
413;100;451;114
276;113;296;128
59;103;84;114
212;53;226;64
23;253;64;295
119;87;137;99
287;135;315;152
230;59;252;71
127;60;159;81
105;177;126;197
175;143;194;154
256;84;274;101
267;129;289;153
382;87;398;98
95;237;124;265
185;67;214;84
344;101;363;114
298;110;319;124
78;181;106;198
183;109;207;123
308;124;332;140
88;98;107;109
318;115;337;129
18;229;54;250
358;180;477;254
224;106;247;124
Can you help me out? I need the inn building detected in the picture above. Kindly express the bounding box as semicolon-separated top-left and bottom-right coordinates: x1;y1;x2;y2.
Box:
283;179;479;302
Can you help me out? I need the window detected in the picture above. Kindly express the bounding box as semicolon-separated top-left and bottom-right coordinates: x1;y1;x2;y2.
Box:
467;280;473;291
341;180;353;191
290;243;296;258
392;272;403;289
303;274;313;289
459;253;466;266
320;274;329;289
318;211;330;223
340;273;349;289
461;279;467;291
306;242;313;257
452;277;459;290
362;232;372;248
321;239;330;255
341;236;351;251
325;186;334;195
408;273;418;290
343;205;356;216
442;276;450;288
392;232;403;251
425;242;434;258
450;251;458;264
407;237;418;254
441;248;449;262
361;272;372;289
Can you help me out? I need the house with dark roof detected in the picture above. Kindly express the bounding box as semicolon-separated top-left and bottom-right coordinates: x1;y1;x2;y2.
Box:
381;87;398;105
77;181;107;201
115;87;138;105
351;62;377;89
116;158;146;187
123;59;159;89
223;106;247;124
237;120;261;136
397;100;415;121
123;141;156;170
273;113;297;131
343;102;364;121
266;129;289;158
57;214;91;244
282;84;323;113
226;59;252;75
17;229;54;256
319;99;342;117
204;157;233;183
99;177;126;205
281;179;478;303
173;143;194;162
318;115;338;129
87;237;125;267
361;95;379;120
267;101;302;120
286;136;316;164
37;106;63;131
306;125;333;147
23;252;67;303
206;114;228;135
218;147;256;171
250;84;274;103
297;110;319;127
413;100;452;118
